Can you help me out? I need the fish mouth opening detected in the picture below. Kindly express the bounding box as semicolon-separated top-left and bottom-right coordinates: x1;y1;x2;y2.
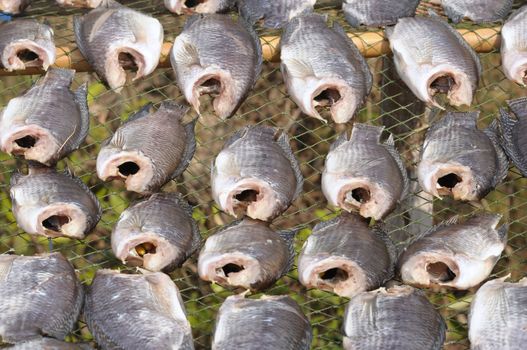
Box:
314;88;341;108
234;189;258;203
14;135;37;149
319;268;349;284
134;242;157;257
185;0;205;7
232;188;261;216
217;263;245;277
118;162;140;177
427;262;457;283
198;77;222;95
16;49;40;63
349;187;370;204
42;215;71;232
430;74;456;94
437;173;462;189
118;52;138;72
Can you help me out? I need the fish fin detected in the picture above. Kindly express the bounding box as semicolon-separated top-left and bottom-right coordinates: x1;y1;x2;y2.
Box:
483;120;510;187
384;25;395;39
282;58;315;79
222;127;249;150
383;134;410;201
350;123;384;143
99;0;122;8
408;215;460;245
497;223;509;242
172;40;201;67
506;97;527;119
172;118;197;179
73;15;88;59
72;83;90;150
157;100;189;119
312;215;342;233
238;16;262;79
275;129;304;200
183;14;202;31
38;68;75;86
125;103;153;124
428;111;479;135
329;132;350;152
27;161;55;175
371;224;397;280
343;12;361;28
277;228;299;276
498;106;527;175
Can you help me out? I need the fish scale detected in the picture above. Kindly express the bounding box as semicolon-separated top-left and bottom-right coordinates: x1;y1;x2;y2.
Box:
498;98;527;176
238;0;315;28
442;0;513;23
343;0;420;27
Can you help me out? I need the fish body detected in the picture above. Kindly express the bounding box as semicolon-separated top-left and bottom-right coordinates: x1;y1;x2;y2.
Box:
469;276;527;349
343;0;420;27
56;0;103;8
211;125;303;221
73;0;163;92
386;15;481;108
498;98;527;176
164;0;234;15
417;111;508;201
6;337;94;350
10;165;102;239
398;213;507;289
280;13;372;124
171;14;262;119
501;5;527;86
212;294;312;350
298;212;394;298
0;68;89;166
0;0;30;14
198;218;295;291
322;123;408;220
343;285;446;350
238;0;315;28
0;19;55;71
84;269;194;350
0;253;83;343
112;192;201;272
442;0;513;23
96;102;196;194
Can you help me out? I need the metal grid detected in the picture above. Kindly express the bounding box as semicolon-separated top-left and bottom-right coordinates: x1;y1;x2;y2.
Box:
0;1;526;349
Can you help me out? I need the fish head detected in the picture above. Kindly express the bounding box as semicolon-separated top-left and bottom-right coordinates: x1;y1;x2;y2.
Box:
1;38;56;71
426;67;474;107
417;161;478;201
164;0;225;15
502;51;527;87
298;255;367;298
96;147;155;194
0;0;29;14
400;251;461;288
198;251;262;290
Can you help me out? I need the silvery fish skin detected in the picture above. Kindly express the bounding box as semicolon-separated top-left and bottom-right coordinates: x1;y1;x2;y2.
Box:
56;0;103;8
343;0;420;27
0;19;55;71
498;98;527;176
0;253;84;344
418;111;508;201
442;0;513;24
97;102;196;194
198;218;295;291
469;276;527;349
398;213;507;290
211;125;303;222
84;269;194;350
6;337;94;350
343;285;446;350
164;0;234;15
112;192;201;272
171;14;262;119
0;68;89;166
10;166;102;239
501;5;527;86
386;15;481;108
280;13;372;124
0;0;30;14
73;0;163;92
298;212;394;298
322;124;409;220
212;294;312;350
238;0;315;29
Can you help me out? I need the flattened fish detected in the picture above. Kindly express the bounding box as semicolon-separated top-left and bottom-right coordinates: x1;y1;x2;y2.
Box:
171;14;262;119
238;0;315;28
0;0;30;14
280;13;372;124
418;111;508;201
56;0;102;8
386;15;481;108
343;0;420;27
469;276;527;349
112;192;201;272
84;269;194;350
0;19;55;71
322;123;409;220
398;213;507;289
73;0;163;92
212;294;312;350
501;5;527;86
97;102;196;194
211;125;303;221
298;212;394;298
0;68;89;166
442;0;513;23
498;97;527;176
165;0;234;15
343;285;446;350
6;337;93;349
0;253;83;343
10;165;102;239
198;218;295;291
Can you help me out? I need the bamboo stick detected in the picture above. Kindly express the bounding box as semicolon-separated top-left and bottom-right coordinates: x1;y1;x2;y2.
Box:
0;26;502;76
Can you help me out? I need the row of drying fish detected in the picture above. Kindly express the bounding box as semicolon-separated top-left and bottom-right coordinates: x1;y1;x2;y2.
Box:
2;1;527;122
1;252;526;349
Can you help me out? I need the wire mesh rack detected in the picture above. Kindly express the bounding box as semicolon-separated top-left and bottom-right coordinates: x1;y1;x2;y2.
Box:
0;0;526;349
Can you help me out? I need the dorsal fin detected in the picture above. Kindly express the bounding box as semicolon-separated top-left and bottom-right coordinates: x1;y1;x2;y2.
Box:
329;132;350;152
498;106;527;175
238;15;262;80
71;82;90;151
311;215;341;233
171;117;197;179
125;103;152;124
483;119;510;187
38;68;75;87
429;111;479;133
408;215;459;245
506;97;527;120
371;224;396;281
277;228;298;277
383;134;410;200
350;123;383;143
73;15;88;61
